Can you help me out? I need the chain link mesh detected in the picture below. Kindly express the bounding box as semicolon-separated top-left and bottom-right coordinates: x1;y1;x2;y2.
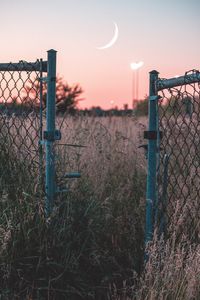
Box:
156;70;200;242
0;61;43;195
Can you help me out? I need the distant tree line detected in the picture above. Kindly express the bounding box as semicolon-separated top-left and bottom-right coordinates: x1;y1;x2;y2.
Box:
1;76;193;117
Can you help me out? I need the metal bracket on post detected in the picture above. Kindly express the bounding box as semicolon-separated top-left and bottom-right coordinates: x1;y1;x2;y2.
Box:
149;95;161;102
144;130;163;140
45;49;57;217
64;172;81;179
43;129;61;141
149;95;159;101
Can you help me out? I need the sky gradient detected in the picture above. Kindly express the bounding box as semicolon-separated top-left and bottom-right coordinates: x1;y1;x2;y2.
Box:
0;0;199;109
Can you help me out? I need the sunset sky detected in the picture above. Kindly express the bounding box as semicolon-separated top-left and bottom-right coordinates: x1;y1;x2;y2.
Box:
0;0;199;109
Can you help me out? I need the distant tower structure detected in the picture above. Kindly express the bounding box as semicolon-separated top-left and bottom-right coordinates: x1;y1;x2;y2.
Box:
130;61;144;109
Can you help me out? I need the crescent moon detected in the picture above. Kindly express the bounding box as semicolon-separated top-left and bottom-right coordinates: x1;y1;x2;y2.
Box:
96;22;119;50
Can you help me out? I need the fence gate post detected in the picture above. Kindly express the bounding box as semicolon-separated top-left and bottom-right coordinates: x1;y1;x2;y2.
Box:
45;49;57;216
145;70;159;244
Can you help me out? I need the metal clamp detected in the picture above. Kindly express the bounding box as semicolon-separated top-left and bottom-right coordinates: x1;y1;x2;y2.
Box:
43;129;61;141
144;131;163;140
149;95;162;101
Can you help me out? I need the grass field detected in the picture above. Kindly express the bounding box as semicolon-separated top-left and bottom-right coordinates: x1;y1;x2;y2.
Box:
0;115;199;299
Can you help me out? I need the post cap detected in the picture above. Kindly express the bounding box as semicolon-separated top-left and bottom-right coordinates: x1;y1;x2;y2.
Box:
47;49;57;53
149;70;159;75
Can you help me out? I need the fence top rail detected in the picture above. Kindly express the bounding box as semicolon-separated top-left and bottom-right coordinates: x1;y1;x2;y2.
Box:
0;60;47;72
156;70;200;91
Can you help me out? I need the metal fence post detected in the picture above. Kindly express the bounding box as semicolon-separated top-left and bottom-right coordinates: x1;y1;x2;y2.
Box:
45;49;57;216
145;70;159;244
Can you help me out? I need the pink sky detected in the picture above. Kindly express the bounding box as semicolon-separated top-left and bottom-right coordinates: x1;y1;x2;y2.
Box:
0;0;199;109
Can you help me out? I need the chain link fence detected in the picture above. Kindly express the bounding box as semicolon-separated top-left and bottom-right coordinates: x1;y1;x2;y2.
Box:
156;70;200;242
0;60;45;196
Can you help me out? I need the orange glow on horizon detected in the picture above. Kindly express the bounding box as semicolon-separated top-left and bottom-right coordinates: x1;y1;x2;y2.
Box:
0;0;199;110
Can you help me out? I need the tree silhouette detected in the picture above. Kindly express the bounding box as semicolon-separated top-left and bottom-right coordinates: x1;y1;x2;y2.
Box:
23;76;83;113
54;77;83;113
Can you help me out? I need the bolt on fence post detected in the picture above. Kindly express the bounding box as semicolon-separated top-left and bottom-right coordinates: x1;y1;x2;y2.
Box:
145;70;159;244
45;49;57;216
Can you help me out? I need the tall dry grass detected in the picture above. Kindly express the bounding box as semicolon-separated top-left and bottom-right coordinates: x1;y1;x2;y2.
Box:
0;115;199;299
